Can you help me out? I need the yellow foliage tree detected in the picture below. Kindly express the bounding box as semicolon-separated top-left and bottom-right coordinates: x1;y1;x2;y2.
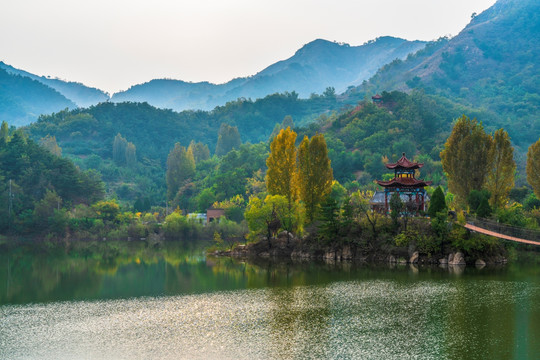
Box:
297;134;333;221
266;127;298;207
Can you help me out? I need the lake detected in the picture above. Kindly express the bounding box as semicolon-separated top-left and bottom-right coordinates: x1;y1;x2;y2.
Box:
1;241;539;359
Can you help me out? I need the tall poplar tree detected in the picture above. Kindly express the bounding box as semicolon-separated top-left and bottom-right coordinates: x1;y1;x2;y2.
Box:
215;123;241;156
166;142;195;201
440;115;493;203
266;127;298;210
113;133;128;165
188;140;210;163
125;142;137;167
0;121;9;143
527;137;540;198
486;129;515;208
297;134;333;221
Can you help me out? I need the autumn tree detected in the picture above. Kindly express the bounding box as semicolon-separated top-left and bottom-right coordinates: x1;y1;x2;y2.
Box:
0;121;9;143
166;142;195;201
486;129;515;208
440;115;493;204
39;135;62;157
527;137;540;198
215;123;241;156
297;134;333;221
188;140;210;163
266;127;298;205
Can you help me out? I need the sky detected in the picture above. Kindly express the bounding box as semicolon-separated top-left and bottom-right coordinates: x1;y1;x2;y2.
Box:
1;0;497;95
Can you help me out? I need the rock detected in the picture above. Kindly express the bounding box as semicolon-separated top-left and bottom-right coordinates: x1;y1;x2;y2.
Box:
448;253;454;264
388;255;397;264
342;245;353;260
258;251;270;258
409;251;419;264
450;252;466;265
323;251;336;261
475;259;486;269
439;257;448;265
475;259;486;266
398;258;407;265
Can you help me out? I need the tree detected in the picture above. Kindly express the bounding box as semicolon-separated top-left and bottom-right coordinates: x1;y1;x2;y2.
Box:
428;186;447;218
188;140;210;163
166;143;195;201
215;123;241;156
389;192;403;226
297;134;333;221
40;135;62;157
527;138;540;199
125;142;137;167
266;127;298;213
113;133;128;165
440;115;493;204
39;135;62;157
0;121;9;143
486;129;515;208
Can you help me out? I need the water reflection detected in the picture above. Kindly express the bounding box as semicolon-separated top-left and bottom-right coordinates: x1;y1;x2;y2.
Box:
1;242;540;359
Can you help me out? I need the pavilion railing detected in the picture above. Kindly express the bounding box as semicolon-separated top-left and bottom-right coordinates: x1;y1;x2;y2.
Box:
465;215;540;242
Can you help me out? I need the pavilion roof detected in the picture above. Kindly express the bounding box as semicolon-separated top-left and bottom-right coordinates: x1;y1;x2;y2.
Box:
385;153;423;169
376;177;432;188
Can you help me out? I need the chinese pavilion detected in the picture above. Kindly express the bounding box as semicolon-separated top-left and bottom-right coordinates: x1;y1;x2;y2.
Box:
373;153;432;214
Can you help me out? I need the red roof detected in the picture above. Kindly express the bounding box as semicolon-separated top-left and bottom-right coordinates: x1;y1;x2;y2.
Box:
376;177;432;188
372;94;383;99
385;153;423;170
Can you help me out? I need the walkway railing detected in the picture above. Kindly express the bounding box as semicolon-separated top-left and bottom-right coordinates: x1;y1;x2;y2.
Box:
466;215;540;243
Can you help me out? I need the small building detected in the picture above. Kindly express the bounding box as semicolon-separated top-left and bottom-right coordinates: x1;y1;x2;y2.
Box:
187;213;207;225
206;208;225;224
372;153;432;215
372;94;383;106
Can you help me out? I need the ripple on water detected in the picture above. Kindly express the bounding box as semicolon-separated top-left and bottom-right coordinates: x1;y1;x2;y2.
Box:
1;279;538;360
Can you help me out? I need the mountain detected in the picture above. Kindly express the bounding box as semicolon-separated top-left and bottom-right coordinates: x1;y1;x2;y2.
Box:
0;61;109;108
0;67;76;126
358;0;540;148
112;37;426;111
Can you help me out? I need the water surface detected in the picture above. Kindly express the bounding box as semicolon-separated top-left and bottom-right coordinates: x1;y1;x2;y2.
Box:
1;242;539;359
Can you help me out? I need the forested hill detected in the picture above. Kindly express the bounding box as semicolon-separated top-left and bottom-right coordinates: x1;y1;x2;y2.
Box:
356;0;540;148
0;62;109;108
111;37;426;111
0;67;76;127
26;91;340;163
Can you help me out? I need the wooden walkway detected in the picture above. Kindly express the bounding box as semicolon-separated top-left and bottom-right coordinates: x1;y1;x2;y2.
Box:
464;222;540;246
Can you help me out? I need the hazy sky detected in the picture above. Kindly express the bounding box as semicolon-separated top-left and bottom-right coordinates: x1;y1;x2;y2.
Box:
1;0;496;94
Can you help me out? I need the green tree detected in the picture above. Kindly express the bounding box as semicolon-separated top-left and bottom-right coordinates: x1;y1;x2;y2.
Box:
166;142;196;201
215;123;241;156
113;133;128;165
33;190;62;229
477;197;492;218
486;129;515;208
527;138;540;198
125;142;137;167
297;134;333;221
428;186;447;218
440;115;493;204
389;192;403;226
